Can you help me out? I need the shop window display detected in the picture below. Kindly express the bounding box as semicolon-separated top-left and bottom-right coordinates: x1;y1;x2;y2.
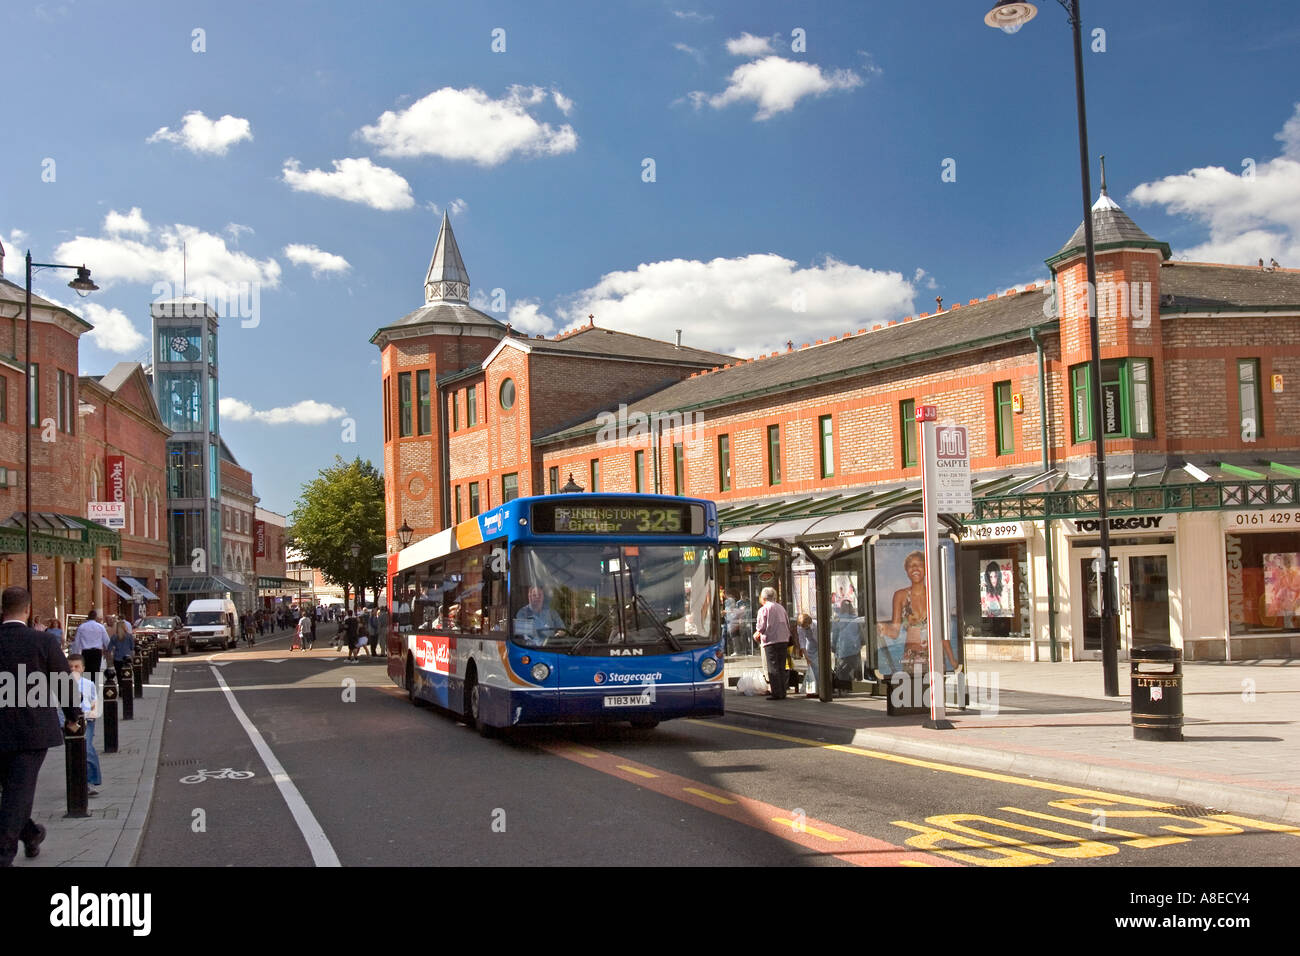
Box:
1226;532;1300;633
959;543;1029;639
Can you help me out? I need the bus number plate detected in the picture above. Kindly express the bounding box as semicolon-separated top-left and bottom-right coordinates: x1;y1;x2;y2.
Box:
603;694;652;707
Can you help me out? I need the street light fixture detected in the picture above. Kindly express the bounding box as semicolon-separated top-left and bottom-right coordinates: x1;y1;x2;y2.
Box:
350;542;362;611
24;252;98;609
397;521;413;547
985;0;1120;694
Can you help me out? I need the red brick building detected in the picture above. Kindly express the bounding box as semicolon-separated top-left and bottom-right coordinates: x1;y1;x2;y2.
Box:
220;439;258;613
379;196;1300;662
80;362;170;617
0;244;123;622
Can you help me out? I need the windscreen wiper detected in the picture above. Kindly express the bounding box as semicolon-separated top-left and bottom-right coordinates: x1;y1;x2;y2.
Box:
631;595;681;652
566;614;608;655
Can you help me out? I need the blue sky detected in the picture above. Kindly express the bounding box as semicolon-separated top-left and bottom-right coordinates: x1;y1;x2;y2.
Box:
4;0;1299;514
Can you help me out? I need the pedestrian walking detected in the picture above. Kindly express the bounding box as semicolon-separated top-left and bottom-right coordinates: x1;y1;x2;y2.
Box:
344;612;360;661
109;615;135;675
307;612;317;650
71;609;111;679
0;586;82;867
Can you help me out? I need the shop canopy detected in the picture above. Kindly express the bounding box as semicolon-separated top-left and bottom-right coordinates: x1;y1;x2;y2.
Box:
717;460;1300;544
168;574;248;594
120;576;160;601
1;512;122;561
101;577;133;600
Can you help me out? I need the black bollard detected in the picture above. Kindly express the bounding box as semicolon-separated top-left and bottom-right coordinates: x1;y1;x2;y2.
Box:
118;663;135;720
102;668;119;753
64;718;90;819
133;652;145;699
149;637;159;668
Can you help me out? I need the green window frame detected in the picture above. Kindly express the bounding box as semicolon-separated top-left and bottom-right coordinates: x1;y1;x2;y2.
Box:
1070;359;1155;442
451;391;459;431
900;399;917;468
1238;359;1262;441
634;450;645;493
469;482;480;515
455;485;462;524
673;442;684;495
502;473;518;502
416;370;431;435
818;415;833;478
589;458;600;492
548;467;559;495
0;373;7;423
466;385;478;426
718;434;731;492
767;424;781;485
398;372;412;437
383;377;391;442
994;381;1014;456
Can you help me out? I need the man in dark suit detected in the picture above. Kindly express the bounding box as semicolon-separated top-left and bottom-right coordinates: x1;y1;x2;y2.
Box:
0;586;82;867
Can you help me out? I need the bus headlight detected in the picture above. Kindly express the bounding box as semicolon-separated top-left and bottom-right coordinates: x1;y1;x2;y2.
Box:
700;656;719;677
531;662;550;682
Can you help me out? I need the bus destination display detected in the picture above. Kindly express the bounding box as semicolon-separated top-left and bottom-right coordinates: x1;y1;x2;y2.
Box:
533;501;697;535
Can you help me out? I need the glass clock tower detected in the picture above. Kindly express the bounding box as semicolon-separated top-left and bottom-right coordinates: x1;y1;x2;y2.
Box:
151;297;227;614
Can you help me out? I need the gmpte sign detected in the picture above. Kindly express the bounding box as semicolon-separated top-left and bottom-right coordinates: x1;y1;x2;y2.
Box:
889;669;1000;716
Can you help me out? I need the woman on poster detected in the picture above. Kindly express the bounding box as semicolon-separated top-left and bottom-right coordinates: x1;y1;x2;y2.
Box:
878;550;956;672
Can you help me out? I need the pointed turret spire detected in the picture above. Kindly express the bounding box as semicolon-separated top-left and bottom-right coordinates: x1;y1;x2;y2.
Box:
1046;156;1171;269
1099;153;1108;197
424;211;470;304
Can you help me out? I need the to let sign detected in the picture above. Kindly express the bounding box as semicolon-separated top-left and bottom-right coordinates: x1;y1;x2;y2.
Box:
88;501;126;529
932;425;972;514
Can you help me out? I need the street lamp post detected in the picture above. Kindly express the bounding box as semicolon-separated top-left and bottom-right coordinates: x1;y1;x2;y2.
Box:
985;0;1120;696
24;253;97;612
350;542;361;611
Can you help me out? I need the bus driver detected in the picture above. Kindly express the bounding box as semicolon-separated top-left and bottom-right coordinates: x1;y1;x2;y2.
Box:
514;586;565;646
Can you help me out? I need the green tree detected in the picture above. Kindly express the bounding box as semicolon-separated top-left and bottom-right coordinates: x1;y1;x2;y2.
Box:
289;456;386;610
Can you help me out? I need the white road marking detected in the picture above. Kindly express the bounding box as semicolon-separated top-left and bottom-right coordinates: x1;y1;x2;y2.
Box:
209;665;341;867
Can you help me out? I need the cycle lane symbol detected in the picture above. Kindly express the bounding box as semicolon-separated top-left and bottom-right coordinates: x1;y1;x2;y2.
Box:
180;768;257;784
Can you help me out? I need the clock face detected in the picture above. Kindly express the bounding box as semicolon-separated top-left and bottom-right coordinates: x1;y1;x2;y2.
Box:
170;335;190;355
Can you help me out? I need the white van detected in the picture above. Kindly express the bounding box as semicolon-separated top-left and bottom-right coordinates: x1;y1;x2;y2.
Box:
185;598;242;650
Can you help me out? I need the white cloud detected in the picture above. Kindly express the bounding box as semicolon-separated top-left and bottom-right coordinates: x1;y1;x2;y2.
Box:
1;229;26;278
507;299;556;335
725;32;774;57
283;243;351;276
220;397;346;426
104;207;150;236
674;42;703;61
52;212;281;297
226;222;254;243
912;267;938;291
1129;103;1300;266
82;302;148;354
673;9;713;22
552;90;574;115
689;56;863;120
147;110;252;155
282;157;414;211
358;85;577;166
430;198;468;219
559;253;917;356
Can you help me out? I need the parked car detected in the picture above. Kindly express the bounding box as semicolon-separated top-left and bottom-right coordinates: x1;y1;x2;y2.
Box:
135;616;190;656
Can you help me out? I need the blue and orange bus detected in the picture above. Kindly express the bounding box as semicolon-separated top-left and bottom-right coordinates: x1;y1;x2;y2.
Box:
386;494;725;735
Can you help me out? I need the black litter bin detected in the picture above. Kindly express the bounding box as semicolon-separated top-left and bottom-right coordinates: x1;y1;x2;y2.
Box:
1131;644;1183;741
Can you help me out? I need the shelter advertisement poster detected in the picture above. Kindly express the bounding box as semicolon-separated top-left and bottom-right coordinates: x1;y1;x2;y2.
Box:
871;535;959;676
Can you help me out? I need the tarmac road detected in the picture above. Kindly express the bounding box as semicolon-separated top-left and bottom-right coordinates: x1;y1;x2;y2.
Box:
135;647;1300;867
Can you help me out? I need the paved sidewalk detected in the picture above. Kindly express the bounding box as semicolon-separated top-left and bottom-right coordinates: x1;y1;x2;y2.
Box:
23;659;173;867
725;657;1300;824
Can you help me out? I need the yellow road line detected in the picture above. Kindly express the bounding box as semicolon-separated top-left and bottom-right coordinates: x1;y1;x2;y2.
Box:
617;764;658;778
772;818;846;842
684;787;736;805
692;719;1178;807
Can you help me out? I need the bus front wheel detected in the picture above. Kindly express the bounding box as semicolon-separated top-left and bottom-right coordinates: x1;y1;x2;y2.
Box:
465;671;497;738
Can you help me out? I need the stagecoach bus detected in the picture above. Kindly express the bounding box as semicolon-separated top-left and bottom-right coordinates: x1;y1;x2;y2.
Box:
386;494;724;735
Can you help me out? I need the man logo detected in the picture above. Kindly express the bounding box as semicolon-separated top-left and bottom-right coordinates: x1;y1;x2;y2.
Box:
609;648;644;656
